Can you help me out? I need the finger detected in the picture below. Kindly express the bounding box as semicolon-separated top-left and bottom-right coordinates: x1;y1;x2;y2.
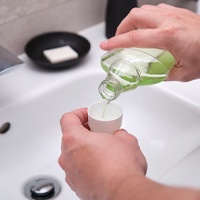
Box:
157;3;180;10
114;129;138;142
141;4;161;10
83;122;90;130
115;9;138;35
157;3;192;16
114;129;139;143
115;7;163;36
138;4;167;13
60;108;88;134
100;28;166;51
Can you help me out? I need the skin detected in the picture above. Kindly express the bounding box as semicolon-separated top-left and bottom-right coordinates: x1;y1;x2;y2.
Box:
100;4;200;82
58;108;147;200
59;4;200;200
59;108;200;200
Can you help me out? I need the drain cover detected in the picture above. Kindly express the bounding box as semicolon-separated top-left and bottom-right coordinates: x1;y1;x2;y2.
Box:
24;176;61;199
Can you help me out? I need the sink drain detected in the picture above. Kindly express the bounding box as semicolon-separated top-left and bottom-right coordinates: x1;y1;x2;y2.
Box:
24;176;61;199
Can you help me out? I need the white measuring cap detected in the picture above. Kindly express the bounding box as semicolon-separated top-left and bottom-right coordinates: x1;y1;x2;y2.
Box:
88;101;123;134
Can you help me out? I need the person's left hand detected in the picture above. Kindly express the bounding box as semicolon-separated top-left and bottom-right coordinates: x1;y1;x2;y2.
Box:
58;108;147;200
100;4;200;82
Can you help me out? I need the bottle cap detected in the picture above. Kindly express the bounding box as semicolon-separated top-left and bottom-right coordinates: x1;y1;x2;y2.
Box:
88;101;123;134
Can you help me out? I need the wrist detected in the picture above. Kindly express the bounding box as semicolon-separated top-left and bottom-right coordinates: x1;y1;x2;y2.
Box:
109;174;200;200
108;172;147;200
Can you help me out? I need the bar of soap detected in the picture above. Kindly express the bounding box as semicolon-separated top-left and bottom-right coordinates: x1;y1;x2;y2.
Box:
43;45;78;63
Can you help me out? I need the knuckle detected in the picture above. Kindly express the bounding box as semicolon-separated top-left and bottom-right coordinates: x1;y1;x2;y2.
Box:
62;133;75;147
58;154;67;171
158;27;181;49
158;3;166;6
58;155;64;167
163;9;187;22
132;135;139;145
130;135;140;148
129;7;140;17
162;27;175;35
60;113;67;126
160;26;180;38
125;132;139;144
128;30;142;46
60;112;70;124
140;4;152;9
130;7;139;13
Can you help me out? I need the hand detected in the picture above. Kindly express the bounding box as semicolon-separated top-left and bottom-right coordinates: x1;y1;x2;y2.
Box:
100;4;200;82
58;108;147;200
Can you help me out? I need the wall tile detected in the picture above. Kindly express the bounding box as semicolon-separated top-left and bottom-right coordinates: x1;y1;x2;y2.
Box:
0;0;196;54
0;0;68;25
138;0;196;11
0;0;107;54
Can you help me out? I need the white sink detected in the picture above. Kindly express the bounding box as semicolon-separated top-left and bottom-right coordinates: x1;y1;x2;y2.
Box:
1;71;200;199
1;23;200;199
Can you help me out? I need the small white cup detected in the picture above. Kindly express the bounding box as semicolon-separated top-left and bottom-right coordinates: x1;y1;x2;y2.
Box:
88;101;123;134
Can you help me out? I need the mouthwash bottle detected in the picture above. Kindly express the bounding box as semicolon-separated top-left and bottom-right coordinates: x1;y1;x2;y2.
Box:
98;48;175;103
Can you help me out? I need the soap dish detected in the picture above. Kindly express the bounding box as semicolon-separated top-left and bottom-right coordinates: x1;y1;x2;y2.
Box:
25;32;91;69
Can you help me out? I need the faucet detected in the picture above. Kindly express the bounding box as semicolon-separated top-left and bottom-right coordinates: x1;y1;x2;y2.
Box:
0;45;23;75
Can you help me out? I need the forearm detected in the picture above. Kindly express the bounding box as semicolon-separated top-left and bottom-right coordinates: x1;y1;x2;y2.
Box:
112;175;200;200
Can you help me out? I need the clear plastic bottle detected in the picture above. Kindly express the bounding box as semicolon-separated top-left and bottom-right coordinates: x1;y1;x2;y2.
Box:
98;48;175;103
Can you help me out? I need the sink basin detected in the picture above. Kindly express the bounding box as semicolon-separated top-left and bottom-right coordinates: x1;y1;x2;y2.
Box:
1;71;200;199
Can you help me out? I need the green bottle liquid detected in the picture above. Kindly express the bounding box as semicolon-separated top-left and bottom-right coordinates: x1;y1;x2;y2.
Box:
98;48;175;102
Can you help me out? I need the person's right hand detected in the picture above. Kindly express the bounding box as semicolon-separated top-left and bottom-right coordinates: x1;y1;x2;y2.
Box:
100;4;200;82
58;108;147;200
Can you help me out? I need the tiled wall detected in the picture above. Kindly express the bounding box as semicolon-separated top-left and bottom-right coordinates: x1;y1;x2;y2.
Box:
0;0;107;54
138;0;196;10
0;0;196;55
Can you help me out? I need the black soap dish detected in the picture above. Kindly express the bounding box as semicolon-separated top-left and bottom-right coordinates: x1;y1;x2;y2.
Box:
25;32;91;69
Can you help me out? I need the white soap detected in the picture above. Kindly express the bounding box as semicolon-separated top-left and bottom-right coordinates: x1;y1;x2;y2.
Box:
43;45;78;63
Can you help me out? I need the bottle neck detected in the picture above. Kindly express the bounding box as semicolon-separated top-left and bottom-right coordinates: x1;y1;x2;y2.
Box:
98;77;122;103
99;60;140;102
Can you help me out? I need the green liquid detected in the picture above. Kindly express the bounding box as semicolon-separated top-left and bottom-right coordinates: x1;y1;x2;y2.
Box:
101;100;111;119
101;48;175;92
